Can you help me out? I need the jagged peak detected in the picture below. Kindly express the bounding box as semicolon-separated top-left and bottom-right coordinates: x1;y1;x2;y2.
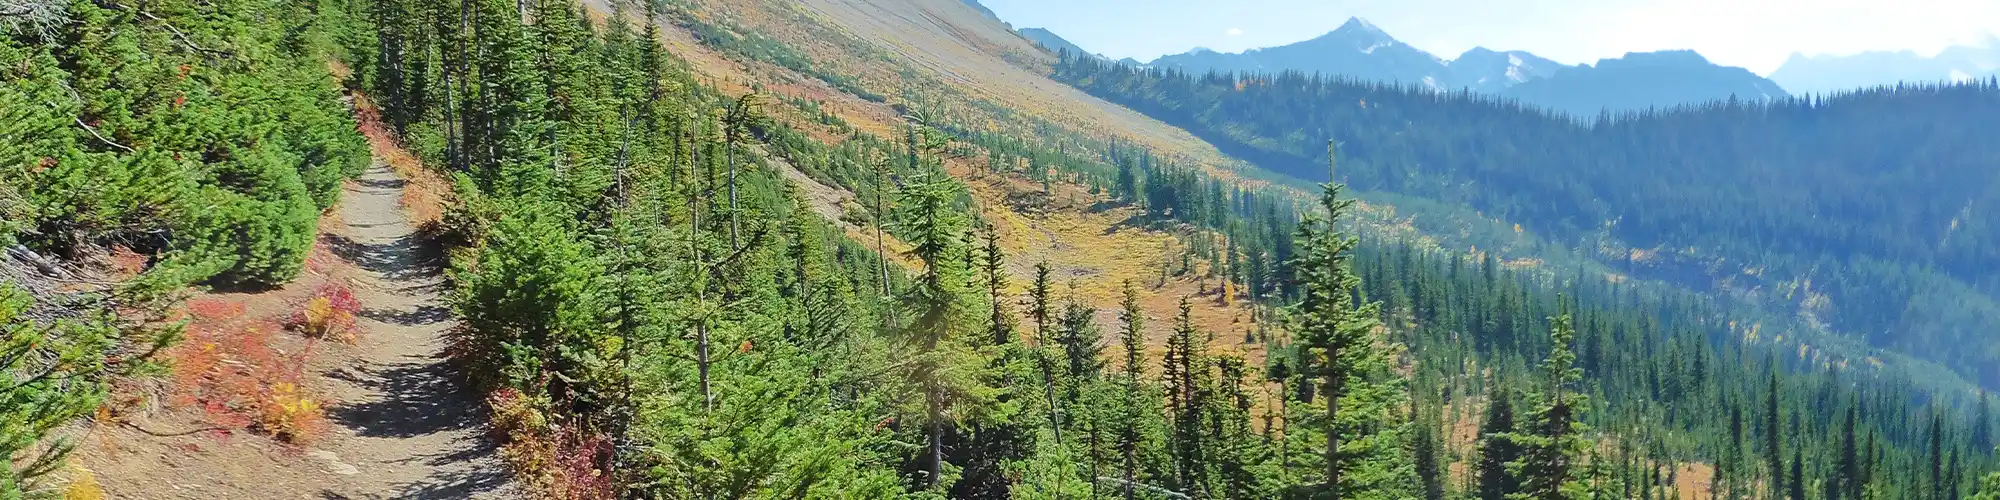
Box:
1336;16;1384;36
1459;46;1500;57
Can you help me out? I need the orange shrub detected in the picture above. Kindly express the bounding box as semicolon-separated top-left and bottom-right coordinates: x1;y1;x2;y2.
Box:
486;389;617;500
167;320;327;443
290;283;361;341
184;298;246;324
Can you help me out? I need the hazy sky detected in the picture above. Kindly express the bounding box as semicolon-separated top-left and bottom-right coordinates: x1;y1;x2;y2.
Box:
980;0;2000;75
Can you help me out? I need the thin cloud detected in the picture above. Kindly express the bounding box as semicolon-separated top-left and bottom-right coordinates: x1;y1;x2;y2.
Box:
1226;28;1244;36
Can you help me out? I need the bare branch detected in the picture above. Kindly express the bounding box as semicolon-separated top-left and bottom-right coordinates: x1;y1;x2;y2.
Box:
120;420;231;437
91;3;233;58
74;116;135;153
0;0;64;39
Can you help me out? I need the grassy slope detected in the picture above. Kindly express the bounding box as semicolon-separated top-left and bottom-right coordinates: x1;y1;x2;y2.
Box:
575;0;1951;491
578;0;1268;362
596;0;1983;395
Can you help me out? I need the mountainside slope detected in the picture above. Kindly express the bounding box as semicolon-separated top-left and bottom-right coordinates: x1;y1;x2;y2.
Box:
1052;54;2000;388
608;0;1280;352
1018;27;1100;59
1448;47;1563;93
779;0;1244;167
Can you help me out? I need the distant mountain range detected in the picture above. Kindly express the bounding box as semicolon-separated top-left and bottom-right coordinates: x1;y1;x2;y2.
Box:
1151;18;1453;89
1504;50;1787;116
1770;44;2000;95
1023;17;1790;117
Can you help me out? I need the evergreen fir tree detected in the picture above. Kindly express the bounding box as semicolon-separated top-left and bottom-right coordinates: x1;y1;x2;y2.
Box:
1414;398;1447;500
1790;446;1807;500
1766;372;1785;498
1838;403;1862;500
1977;392;1994;459
1933;414;1947;500
891;172;983;489
1510;311;1589;500
1162;297;1209;495
1478;389;1524;500
1114;279;1148;499
1283;141;1409;497
981;223;1013;346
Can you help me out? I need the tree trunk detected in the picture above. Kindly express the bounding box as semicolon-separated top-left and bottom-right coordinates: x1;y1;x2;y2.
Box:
1324;373;1340;491
874;160;890;297
926;383;944;488
727;139;739;249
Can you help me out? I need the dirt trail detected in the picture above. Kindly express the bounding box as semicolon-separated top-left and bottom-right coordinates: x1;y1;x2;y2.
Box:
310;162;513;499
76;162;512;499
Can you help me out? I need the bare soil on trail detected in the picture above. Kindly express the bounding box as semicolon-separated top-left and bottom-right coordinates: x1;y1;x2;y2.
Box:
75;162;514;499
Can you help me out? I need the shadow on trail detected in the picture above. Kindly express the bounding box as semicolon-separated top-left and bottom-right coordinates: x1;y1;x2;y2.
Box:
360;304;453;326
320;232;441;282
326;356;476;439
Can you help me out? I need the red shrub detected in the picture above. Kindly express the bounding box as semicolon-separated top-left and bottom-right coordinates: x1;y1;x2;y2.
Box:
488;389;618;500
166;320;327;444
184;298;246;324
290;283;361;342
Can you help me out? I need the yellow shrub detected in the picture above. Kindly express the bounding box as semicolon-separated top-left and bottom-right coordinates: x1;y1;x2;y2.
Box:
64;464;105;500
259;382;325;443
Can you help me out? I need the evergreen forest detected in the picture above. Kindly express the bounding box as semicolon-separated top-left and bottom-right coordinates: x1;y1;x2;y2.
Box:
3;0;2000;497
1052;53;2000;391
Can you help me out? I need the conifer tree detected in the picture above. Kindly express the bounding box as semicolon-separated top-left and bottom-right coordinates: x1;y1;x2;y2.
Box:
1115;279;1148;499
1723;402;1744;499
1977;392;1993;459
981;224;1012;345
1118;280;1145;383
1024;260;1065;451
1162;297;1209;495
1837;403;1862;500
1789;445;1807;500
1478;389;1524;500
1511;311;1589;500
1285;141;1405;496
1414;397;1447;500
1056;289;1104;388
892;172;981;489
1766;371;1785;497
721;93;764;249
1933;414;1947;500
1215;356;1265;499
1030;262;1054;340
1947;447;1962;500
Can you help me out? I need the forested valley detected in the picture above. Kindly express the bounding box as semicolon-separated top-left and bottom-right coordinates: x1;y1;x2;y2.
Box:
3;0;1999;497
1052;53;2000;392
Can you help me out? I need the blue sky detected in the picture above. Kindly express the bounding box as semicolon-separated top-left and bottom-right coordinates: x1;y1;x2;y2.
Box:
979;0;2000;75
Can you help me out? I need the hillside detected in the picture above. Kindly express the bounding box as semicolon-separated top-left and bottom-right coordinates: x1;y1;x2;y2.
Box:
9;0;2000;497
1052;54;2000;389
611;0;1998;496
1018;28;1099;60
